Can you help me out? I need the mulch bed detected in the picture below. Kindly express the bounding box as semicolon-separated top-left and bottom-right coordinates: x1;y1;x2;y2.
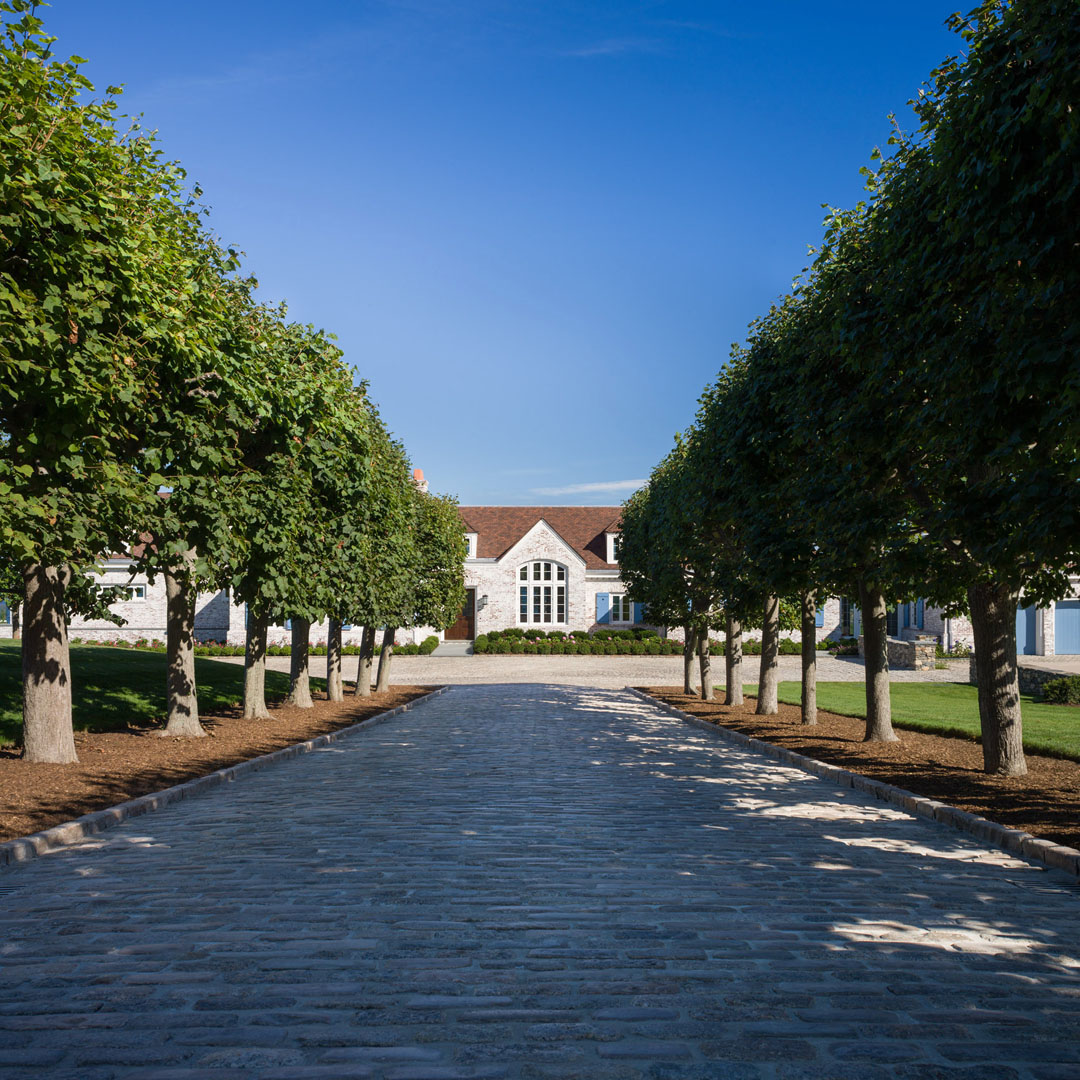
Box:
0;687;433;844
640;686;1080;853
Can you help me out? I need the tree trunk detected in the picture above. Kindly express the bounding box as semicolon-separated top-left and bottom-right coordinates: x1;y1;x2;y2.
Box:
354;625;375;698
163;556;205;737
11;602;21;639
287;617;313;708
682;625;696;694
725;617;743;706
801;592;817;726
859;579;897;742
969;581;1026;776
725;622;743;704
22;563;77;763
326;618;344;702
243;611;270;719
697;627;712;701
756;595;779;715
376;626;396;692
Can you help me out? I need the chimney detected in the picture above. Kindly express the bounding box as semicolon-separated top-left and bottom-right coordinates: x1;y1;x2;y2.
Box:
413;467;429;493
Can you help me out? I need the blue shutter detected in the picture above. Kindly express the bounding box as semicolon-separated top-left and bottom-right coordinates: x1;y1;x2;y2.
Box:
852;607;861;637
1054;601;1080;654
815;606;824;628
902;604;910;629
916;599;924;629
596;593;610;625
633;602;645;624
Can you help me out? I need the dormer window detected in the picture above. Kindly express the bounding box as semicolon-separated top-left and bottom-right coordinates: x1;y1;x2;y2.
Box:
606;532;621;563
465;532;478;559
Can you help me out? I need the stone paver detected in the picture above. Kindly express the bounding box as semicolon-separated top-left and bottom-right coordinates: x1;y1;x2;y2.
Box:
2;684;1079;1080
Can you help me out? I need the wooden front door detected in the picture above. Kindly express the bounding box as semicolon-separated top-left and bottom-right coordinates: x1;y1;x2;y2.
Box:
445;588;475;640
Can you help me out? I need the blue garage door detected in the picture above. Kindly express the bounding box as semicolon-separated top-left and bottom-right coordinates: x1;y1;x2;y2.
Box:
1055;600;1080;655
1016;605;1037;655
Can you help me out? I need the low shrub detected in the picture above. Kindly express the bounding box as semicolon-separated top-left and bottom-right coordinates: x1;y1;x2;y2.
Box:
419;635;439;655
778;638;801;655
936;642;972;658
1043;675;1080;705
502;627;527;640
473;634;490;654
193;642;247;657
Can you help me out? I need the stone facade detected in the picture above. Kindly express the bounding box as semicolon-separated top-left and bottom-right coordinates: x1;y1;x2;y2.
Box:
968;657;1075;696
857;635;937;670
464;521;616;638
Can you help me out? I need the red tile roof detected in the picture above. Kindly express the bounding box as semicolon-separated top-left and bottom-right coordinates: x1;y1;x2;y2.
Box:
458;506;621;569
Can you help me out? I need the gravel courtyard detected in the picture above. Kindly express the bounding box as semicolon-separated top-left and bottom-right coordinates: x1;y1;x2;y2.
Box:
219;653;974;688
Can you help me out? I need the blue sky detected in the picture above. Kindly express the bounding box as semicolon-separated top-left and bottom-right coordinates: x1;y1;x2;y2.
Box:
43;1;960;505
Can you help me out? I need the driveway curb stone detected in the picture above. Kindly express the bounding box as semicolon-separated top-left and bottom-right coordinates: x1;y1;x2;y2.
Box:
0;686;448;868
628;686;1080;879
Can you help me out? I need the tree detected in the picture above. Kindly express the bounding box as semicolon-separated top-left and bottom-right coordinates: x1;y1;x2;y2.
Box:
0;7;208;760
375;487;466;691
219;314;366;719
333;420;416;699
876;0;1080;774
620;437;727;701
125;234;260;738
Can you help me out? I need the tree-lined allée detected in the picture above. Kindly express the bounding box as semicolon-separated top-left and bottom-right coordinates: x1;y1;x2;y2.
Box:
618;0;1079;777
0;5;466;761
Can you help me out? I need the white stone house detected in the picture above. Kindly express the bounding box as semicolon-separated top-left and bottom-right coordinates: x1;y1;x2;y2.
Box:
445;506;844;644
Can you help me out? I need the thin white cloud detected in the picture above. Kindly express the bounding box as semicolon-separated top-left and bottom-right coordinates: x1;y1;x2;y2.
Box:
560;37;661;59
531;479;647;496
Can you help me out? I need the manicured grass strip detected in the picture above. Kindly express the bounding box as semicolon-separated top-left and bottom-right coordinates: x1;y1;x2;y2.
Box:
772;680;1080;761
0;642;322;747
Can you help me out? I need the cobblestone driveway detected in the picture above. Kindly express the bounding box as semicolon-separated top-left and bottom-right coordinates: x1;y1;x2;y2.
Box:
2;685;1078;1079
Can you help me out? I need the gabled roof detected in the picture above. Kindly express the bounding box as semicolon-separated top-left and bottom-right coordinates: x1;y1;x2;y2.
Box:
458;506;621;569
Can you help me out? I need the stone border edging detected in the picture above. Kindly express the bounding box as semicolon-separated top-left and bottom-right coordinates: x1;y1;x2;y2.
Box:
0;686;450;869
626;687;1080;880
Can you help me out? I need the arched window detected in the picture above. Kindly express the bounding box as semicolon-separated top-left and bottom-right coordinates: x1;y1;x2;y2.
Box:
518;561;567;624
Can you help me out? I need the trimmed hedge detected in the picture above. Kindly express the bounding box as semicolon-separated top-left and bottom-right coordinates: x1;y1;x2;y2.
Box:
472;631;682;656
1043;675;1080;706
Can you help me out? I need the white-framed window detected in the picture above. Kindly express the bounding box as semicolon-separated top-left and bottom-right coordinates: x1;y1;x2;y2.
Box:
465;532;477;559
610;594;633;623
124;585;147;601
518;561;567;624
606;532;621;563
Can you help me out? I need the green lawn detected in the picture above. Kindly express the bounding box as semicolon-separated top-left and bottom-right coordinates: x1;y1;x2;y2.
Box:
769;680;1080;760
0;642;320;747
